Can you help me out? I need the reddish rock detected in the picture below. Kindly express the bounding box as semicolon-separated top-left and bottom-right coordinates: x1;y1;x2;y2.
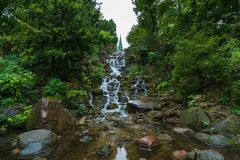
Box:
171;150;187;160
138;135;158;151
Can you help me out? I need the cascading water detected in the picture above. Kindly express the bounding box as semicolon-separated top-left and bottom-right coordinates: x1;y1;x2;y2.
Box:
100;51;128;115
88;90;94;107
131;77;148;99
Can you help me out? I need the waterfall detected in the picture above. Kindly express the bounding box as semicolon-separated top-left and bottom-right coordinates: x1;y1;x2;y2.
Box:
88;90;94;107
131;77;148;99
100;51;128;115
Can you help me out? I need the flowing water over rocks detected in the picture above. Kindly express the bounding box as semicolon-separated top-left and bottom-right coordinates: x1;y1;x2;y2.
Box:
1;51;240;160
100;51;130;116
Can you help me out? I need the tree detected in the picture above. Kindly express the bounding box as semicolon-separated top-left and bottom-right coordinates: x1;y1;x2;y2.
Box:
1;0;117;77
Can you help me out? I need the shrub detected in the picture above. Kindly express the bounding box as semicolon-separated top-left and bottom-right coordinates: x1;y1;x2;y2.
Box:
0;105;32;128
43;78;67;100
187;95;198;108
231;107;240;116
128;65;144;77
155;80;170;92
171;33;227;98
0;56;36;106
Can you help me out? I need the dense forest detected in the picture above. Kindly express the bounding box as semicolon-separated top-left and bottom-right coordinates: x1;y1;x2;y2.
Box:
127;0;240;108
0;0;240;160
0;0;117;128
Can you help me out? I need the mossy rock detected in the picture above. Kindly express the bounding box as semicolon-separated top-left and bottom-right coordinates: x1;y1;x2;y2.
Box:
180;107;210;130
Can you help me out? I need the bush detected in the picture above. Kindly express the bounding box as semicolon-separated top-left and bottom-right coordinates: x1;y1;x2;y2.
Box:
0;105;32;128
231;107;240;116
0;56;37;106
43;78;67;100
155;80;170;92
171;32;227;98
128;65;144;77
187;95;198;108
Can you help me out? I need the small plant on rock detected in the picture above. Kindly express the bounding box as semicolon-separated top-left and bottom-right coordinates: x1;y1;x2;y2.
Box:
43;78;67;100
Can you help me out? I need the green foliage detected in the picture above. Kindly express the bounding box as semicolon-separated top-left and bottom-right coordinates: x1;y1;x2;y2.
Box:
128;0;240;103
155;81;169;92
219;95;230;105
66;89;89;112
231;107;240;116
77;103;86;116
0;56;36;106
87;56;106;81
0;105;32;128
43;78;67;100
1;0;117;77
171;32;228;97
128;65;144;77
67;89;88;100
187;95;198;108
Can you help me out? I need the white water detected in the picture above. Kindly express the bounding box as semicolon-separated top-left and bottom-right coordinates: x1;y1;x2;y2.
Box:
88;90;94;107
100;51;128;115
131;77;148;99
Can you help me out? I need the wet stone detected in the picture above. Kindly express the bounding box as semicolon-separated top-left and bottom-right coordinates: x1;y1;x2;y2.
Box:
158;133;173;141
79;135;93;143
138;135;158;151
188;149;224;160
171;150;187;160
195;133;229;148
172;127;194;135
98;144;112;156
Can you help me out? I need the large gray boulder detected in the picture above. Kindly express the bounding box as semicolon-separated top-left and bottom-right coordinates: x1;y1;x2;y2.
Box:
17;129;57;156
180;107;210;130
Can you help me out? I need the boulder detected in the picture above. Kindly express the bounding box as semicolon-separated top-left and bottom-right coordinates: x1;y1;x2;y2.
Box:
188;150;224;160
27;98;76;134
200;116;240;147
202;116;240;136
17;129;57;157
195;133;229;148
180;107;210;130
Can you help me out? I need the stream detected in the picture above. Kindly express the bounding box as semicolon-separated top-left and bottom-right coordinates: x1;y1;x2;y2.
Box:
59;50;240;160
0;50;240;160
